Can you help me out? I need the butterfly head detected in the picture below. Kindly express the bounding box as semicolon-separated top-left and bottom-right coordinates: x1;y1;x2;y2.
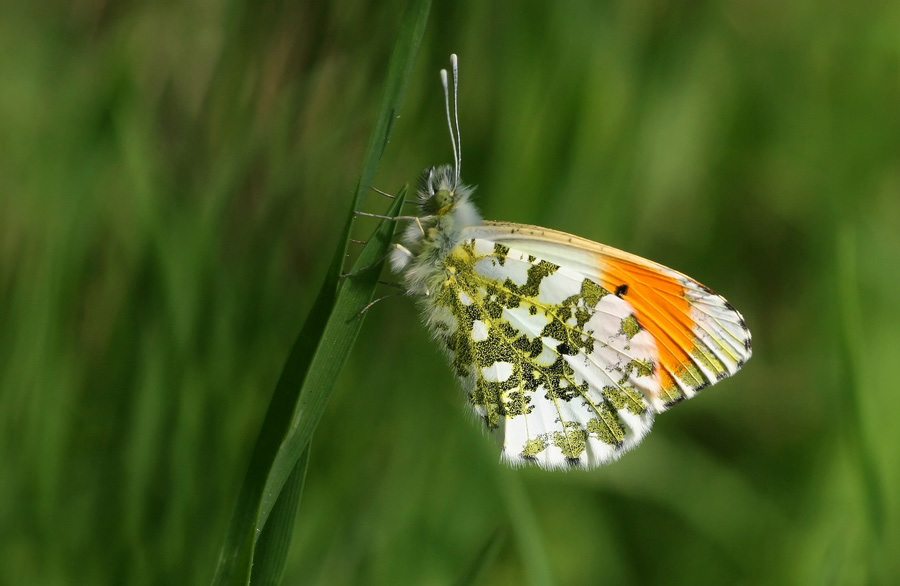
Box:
417;164;473;216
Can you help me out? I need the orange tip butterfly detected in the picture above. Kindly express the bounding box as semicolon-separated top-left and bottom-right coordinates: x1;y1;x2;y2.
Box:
388;55;751;469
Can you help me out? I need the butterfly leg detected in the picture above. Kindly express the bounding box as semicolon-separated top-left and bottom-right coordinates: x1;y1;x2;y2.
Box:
354;291;408;317
369;185;422;210
378;280;405;289
353;211;427;236
369;185;397;199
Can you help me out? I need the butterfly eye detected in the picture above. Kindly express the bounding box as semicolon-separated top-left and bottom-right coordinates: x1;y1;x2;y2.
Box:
435;189;454;210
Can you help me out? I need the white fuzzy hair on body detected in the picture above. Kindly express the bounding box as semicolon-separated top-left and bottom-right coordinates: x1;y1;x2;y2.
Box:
389;165;482;298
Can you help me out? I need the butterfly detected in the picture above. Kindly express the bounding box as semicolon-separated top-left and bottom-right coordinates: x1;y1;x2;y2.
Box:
387;55;751;469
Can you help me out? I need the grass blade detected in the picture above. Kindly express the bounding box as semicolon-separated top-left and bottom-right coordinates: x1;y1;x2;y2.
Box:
211;189;406;586
248;444;310;586
210;0;430;583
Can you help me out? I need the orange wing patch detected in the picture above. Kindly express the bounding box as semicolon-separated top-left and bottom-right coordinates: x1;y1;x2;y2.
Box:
598;257;702;404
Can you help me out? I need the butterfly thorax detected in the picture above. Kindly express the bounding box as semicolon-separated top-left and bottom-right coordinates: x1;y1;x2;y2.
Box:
390;165;483;295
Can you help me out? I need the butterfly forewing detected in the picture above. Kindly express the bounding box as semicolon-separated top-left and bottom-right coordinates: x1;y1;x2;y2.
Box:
464;223;752;411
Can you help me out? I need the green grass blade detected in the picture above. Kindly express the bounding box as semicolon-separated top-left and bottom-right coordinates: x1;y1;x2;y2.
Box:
210;0;429;582
211;189;406;586
209;242;346;586
256;187;407;532
248;444;310;586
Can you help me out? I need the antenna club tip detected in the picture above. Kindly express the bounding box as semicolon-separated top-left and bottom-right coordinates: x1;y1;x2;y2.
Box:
451;53;458;63
440;69;448;81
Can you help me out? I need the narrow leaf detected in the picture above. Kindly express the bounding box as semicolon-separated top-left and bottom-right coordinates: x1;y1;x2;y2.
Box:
248;444;310;586
210;0;430;582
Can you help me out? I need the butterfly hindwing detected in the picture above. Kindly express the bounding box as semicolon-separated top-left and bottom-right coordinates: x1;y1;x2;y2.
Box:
424;237;659;469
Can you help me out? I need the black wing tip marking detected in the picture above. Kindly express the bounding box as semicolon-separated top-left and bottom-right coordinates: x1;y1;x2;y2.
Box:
721;295;753;353
664;395;686;409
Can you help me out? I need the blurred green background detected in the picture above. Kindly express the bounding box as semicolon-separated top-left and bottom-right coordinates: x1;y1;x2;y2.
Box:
2;0;899;584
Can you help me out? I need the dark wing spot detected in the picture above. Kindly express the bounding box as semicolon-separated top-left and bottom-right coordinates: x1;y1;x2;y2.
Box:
615;284;629;297
556;342;571;355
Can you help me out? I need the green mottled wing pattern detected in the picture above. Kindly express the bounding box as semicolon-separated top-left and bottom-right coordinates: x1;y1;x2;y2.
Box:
422;238;659;469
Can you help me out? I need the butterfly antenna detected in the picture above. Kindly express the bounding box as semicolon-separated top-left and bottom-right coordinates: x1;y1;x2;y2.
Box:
451;54;461;189
440;66;459;191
